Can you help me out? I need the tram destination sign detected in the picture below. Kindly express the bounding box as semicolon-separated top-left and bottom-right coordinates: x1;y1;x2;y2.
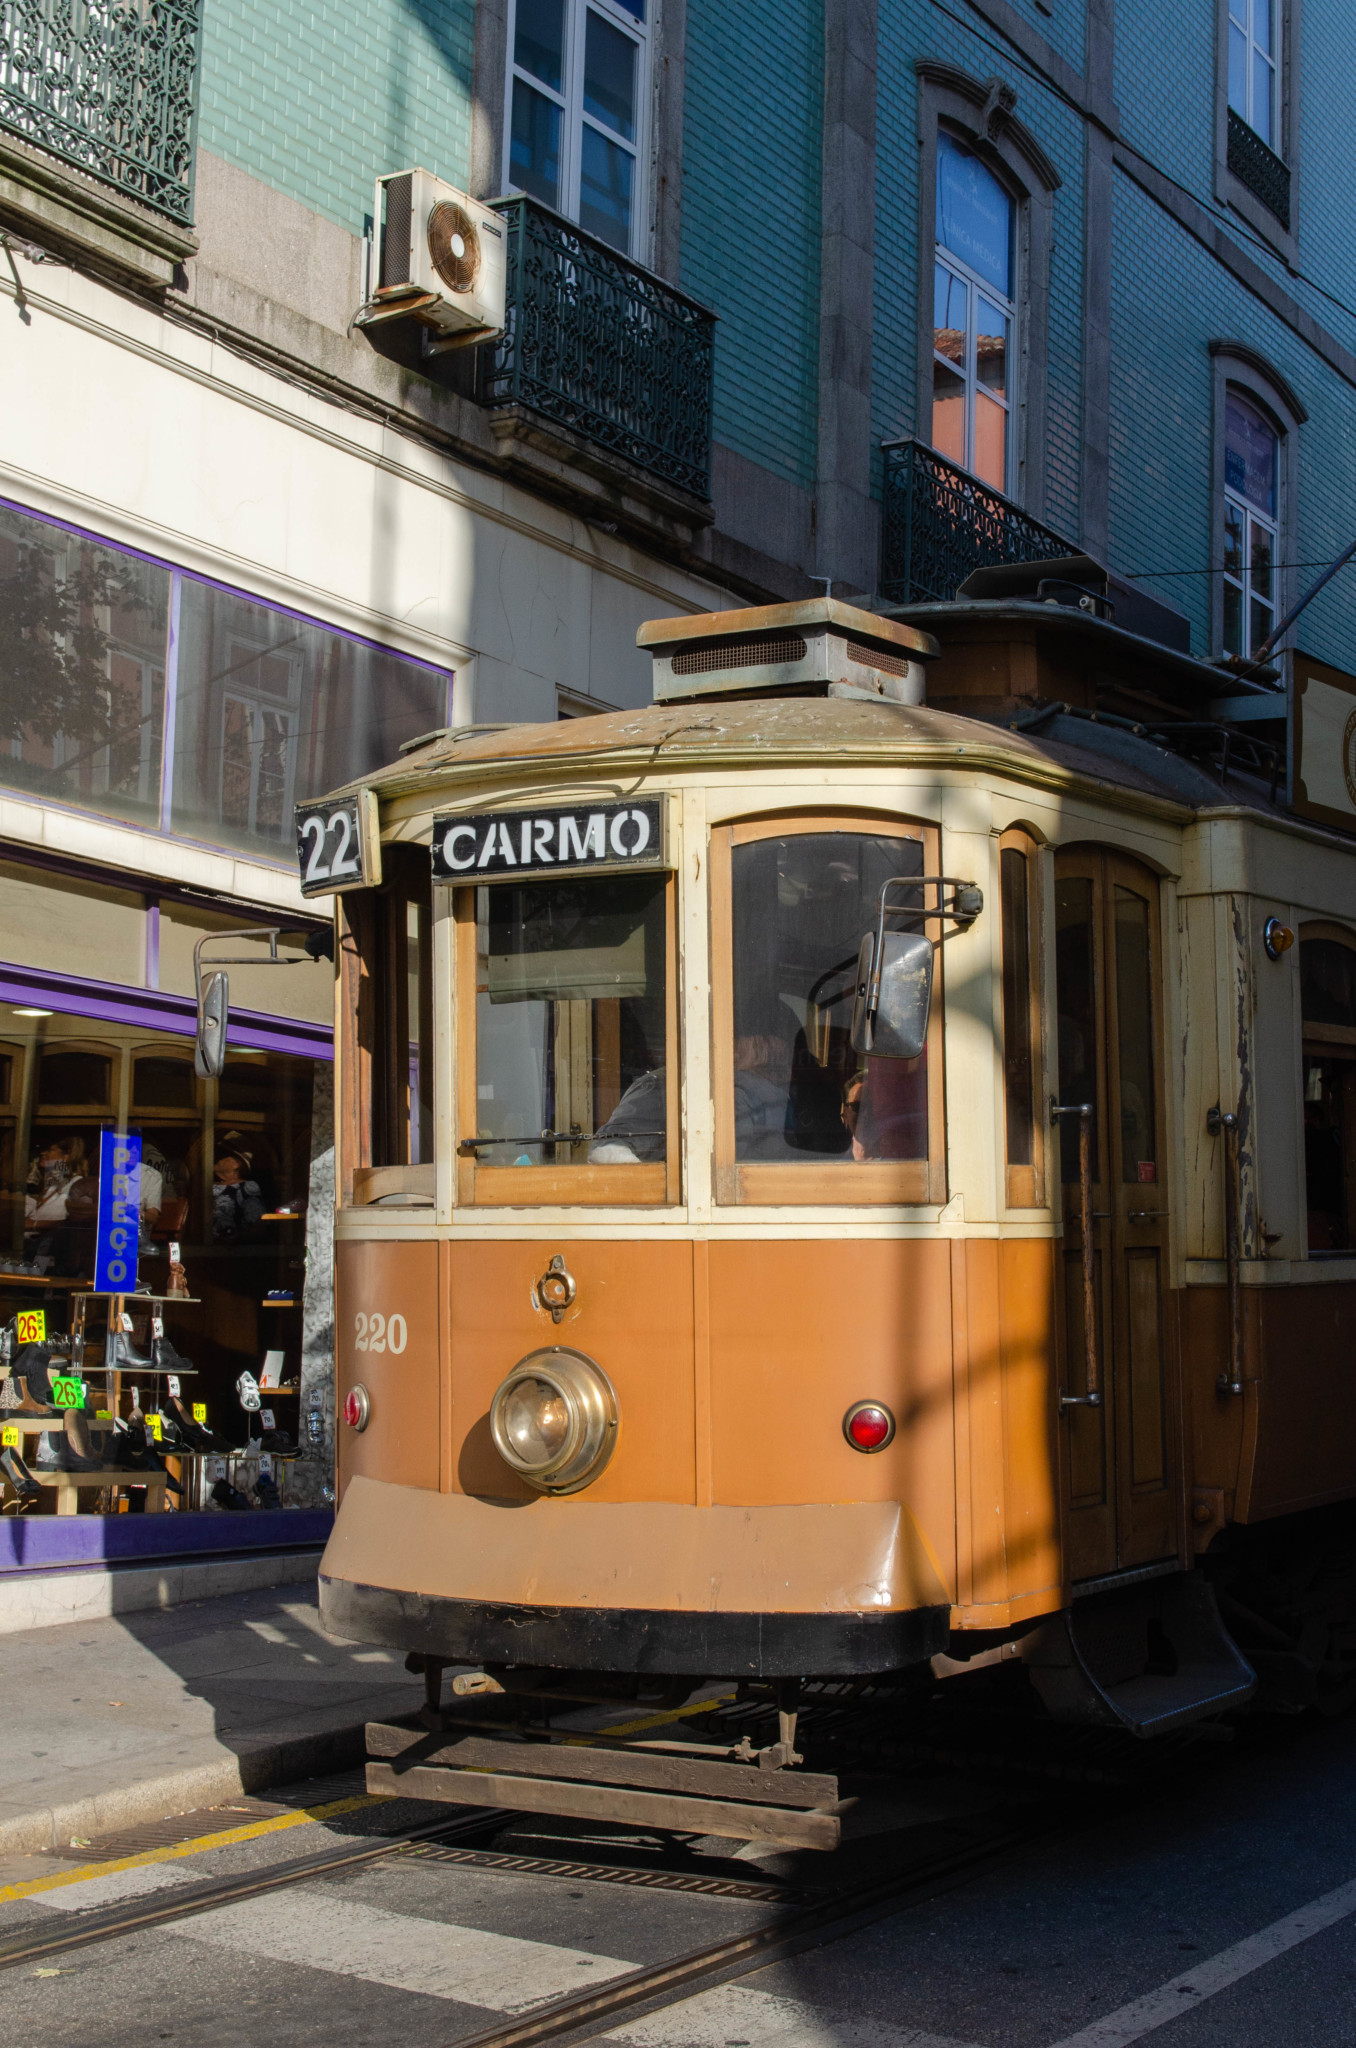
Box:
295;789;382;897
431;799;666;883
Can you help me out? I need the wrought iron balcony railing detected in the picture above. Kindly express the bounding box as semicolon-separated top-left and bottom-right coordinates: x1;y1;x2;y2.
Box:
479;196;716;502
879;439;1073;606
1227;107;1290;229
0;0;200;223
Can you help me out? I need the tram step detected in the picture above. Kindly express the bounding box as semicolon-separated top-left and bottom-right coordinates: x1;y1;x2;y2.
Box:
366;1759;842;1850
1019;1573;1256;1737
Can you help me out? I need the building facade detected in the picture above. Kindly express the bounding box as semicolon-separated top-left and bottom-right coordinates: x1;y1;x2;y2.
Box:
0;0;1352;1560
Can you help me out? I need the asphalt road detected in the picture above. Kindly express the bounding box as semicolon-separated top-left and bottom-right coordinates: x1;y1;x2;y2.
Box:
3;1706;1356;2048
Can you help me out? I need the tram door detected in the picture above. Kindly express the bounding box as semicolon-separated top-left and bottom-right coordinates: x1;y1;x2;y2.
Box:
1054;849;1179;1581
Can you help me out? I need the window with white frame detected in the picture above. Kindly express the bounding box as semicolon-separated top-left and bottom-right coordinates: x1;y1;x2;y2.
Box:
1228;0;1279;149
505;0;649;257
932;132;1015;493
1222;389;1280;660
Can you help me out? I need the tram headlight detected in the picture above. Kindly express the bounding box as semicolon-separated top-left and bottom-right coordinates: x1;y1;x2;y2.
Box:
489;1347;618;1494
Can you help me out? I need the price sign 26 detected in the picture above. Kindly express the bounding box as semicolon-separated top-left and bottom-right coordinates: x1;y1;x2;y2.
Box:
15;1309;45;1346
51;1376;86;1410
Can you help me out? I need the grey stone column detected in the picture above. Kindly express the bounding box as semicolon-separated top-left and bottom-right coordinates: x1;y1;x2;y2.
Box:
290;1062;335;1509
815;0;880;597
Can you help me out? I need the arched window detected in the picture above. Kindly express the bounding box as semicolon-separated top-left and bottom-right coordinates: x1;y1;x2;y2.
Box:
932;133;1015;492
1300;930;1356;1253
1222;388;1279;660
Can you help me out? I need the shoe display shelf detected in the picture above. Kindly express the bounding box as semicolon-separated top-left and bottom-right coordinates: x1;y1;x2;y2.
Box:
0;1417;169;1516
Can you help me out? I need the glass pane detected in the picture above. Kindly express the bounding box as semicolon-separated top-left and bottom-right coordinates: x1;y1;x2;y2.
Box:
936;131;1012;297
1305;1057;1353;1251
933;261;967;361
932;359;966;467
1252;50;1273;144
1255;0;1273;59
1113;888;1157;1184
1250;517;1275;602
730;833;928;1165
612;0;645;15
475;874;667;1166
1001;848;1034;1170
974;391;1007;489
1225;390;1278;516
1228;22;1248;112
1055;876;1098;1183
1223;500;1245;578
514;0;564;90
1228;0;1245;20
1250;595;1272;654
1302;939;1356;1028
510;77;562;208
0;501;169;828
170;582;447;860
977;298;1008;398
1223;579;1244;656
579;124;634;249
584;10;636;140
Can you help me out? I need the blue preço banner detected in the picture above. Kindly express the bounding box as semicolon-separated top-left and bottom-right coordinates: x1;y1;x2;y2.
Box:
93;1130;141;1293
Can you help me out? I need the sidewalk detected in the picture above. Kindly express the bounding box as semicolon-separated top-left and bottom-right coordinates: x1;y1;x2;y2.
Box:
0;1578;424;1855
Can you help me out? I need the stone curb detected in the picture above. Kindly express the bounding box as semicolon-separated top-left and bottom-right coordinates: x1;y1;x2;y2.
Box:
0;1718;370;1857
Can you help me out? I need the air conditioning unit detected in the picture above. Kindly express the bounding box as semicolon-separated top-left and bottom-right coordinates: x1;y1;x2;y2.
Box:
358;169;506;348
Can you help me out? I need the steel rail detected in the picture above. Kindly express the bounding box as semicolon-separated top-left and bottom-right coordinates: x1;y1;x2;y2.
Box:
0;1806;514;1971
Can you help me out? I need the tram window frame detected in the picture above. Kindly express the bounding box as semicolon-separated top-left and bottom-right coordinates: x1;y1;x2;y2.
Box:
451;873;680;1209
336;844;435;1205
709;814;946;1208
1298;922;1356;1257
999;829;1044;1209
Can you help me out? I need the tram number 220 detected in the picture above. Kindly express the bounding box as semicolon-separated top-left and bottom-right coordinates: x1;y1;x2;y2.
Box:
354;1312;408;1355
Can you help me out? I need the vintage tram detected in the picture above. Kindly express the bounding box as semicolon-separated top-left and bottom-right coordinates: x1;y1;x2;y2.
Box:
306;574;1356;1845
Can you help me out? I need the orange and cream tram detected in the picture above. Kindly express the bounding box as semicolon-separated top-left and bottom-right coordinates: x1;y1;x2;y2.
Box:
302;576;1356;1843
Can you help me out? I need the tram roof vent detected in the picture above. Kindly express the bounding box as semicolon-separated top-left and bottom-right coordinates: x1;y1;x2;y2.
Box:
638;599;939;707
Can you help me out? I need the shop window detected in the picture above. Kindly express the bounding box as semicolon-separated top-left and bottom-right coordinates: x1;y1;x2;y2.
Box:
0;497;453;865
37;1049;112;1107
450;862;677;1208
133;1055;197;1110
219;1057;275;1115
0;501;169;828
1000;834;1043;1207
711;816;945;1207
1300;931;1356;1254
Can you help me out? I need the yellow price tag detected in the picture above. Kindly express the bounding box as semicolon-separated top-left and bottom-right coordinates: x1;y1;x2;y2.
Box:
95;1411;113;1422
146;1414;163;1442
1;1425;20;1449
14;1309;45;1345
192;1403;207;1424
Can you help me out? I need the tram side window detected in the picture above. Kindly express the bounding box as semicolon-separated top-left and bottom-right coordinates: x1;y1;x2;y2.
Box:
1300;934;1356;1254
716;823;942;1204
343;846;434;1184
1000;840;1042;1205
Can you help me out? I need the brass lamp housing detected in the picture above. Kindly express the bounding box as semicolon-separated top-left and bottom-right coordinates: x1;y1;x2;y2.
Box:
489;1347;618;1494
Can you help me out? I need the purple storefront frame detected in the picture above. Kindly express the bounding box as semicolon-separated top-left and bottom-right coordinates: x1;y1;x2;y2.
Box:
0;960;332;1060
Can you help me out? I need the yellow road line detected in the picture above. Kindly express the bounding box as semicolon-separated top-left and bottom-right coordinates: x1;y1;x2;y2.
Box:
0;1792;379;1903
592;1692;737;1738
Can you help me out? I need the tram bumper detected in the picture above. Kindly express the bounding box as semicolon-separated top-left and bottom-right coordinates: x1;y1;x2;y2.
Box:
318;1475;951;1678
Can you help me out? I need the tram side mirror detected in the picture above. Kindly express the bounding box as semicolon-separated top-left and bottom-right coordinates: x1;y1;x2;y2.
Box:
850;930;933;1061
194;970;229;1079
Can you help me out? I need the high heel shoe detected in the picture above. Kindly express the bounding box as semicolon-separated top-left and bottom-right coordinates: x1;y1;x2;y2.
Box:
0;1444;39;1501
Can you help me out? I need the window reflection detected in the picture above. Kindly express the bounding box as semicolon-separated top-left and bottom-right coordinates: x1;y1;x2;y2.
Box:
1221;390;1279;660
933;134;1014;491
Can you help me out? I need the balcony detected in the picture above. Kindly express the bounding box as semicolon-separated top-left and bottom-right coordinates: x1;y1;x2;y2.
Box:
477;195;716;535
1226;108;1290;230
879;439;1072;606
0;0;199;281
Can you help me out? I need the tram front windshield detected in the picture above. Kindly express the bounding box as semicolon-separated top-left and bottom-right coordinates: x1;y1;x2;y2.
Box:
730;832;929;1163
475;875;667;1166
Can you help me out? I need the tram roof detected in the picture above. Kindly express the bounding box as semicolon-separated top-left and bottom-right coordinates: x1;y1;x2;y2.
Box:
361;694;1283;822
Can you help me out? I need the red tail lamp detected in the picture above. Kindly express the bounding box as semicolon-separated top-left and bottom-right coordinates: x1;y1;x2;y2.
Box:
843;1400;895;1453
343;1385;370;1432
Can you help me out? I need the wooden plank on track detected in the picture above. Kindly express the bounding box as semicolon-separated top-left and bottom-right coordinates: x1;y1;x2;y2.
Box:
365;1761;841;1851
366;1722;838;1810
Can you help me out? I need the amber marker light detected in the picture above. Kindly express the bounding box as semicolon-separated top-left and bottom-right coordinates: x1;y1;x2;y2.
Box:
843;1400;895;1452
343;1385;370;1432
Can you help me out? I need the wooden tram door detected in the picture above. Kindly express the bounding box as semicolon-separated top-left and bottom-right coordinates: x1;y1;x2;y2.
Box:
1054;849;1179;1582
